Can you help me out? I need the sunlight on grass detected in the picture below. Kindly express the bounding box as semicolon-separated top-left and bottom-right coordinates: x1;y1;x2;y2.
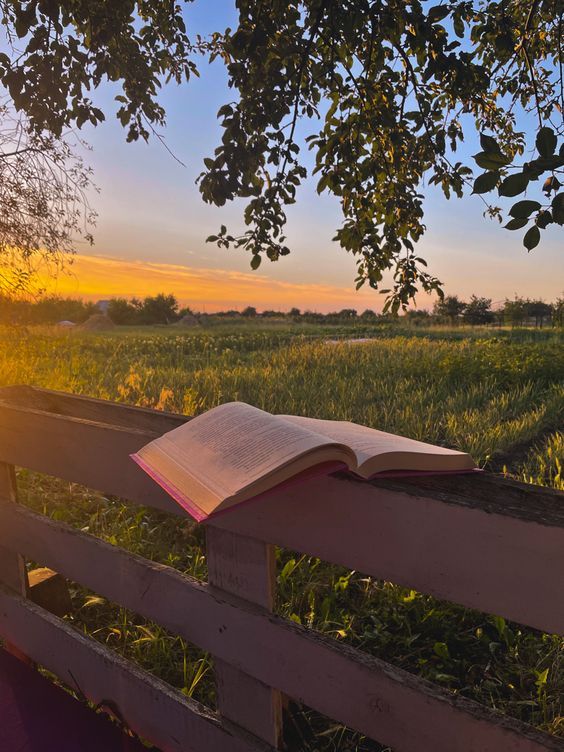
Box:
2;323;563;747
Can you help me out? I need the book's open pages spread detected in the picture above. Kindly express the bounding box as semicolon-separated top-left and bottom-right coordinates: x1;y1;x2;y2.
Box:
132;401;475;520
281;415;475;477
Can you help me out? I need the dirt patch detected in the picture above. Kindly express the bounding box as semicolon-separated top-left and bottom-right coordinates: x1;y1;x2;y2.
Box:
79;314;116;331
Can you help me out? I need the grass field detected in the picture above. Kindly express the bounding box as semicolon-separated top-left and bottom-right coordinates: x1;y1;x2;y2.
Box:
1;322;563;750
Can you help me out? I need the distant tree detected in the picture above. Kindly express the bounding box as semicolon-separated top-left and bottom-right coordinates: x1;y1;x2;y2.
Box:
261;309;283;317
32;296;97;324
177;306;195;319
0;294;96;324
553;297;564;328
433;296;466;325
288;307;301;319
140;294;179;325
302;310;325;323
462;296;495;326
360;309;378;321
241;306;257;317
404;309;431;325
107;298;140;325
526;300;552;329
337;309;357;320
502;297;528;327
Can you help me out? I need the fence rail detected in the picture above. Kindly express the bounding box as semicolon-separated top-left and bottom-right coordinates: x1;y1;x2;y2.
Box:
0;385;563;752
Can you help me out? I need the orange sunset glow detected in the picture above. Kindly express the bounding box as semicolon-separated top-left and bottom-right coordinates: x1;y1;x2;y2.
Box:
41;254;390;313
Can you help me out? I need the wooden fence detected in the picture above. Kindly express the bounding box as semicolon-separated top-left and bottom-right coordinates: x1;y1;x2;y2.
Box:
0;385;563;752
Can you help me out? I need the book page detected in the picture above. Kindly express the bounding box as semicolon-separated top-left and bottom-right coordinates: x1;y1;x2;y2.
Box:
137;403;352;512
280;415;474;476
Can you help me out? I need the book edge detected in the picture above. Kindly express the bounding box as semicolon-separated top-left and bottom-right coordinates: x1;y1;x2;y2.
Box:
130;452;210;522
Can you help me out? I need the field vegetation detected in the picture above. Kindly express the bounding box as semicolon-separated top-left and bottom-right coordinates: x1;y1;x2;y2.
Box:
1;321;563;750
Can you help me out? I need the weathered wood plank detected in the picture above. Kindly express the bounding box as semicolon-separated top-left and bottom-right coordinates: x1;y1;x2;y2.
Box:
0;646;149;752
28;567;72;618
211;472;564;635
1;504;561;752
207;528;283;747
0;385;185;432
0;585;270;752
0;399;180;514
0;463;27;595
0;461;30;663
1;393;564;632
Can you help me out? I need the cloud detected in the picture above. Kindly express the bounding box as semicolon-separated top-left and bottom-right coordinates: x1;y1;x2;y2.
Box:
41;253;390;313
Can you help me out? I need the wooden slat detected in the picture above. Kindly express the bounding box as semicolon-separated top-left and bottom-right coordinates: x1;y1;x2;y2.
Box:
207;528;283;747
0;385;185;432
0;461;30;663
0;398;181;515
0;463;27;595
1;504;561;752
1;395;563;633
211;472;564;635
0;585;269;752
28;567;72;618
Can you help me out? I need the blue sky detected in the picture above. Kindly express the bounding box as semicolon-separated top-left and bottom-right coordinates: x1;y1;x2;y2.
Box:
69;1;562;310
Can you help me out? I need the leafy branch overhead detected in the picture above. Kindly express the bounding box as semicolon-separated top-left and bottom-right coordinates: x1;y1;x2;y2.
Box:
472;128;564;250
197;0;563;311
0;1;562;309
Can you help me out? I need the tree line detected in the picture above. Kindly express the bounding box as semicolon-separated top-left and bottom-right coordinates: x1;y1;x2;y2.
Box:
0;293;187;326
431;295;563;328
1;292;563;328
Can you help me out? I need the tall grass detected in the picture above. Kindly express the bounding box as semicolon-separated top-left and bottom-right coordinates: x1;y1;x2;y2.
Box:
1;324;563;748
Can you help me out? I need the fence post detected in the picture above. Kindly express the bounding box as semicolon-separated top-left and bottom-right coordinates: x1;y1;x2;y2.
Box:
206;526;283;748
0;462;27;596
0;462;31;662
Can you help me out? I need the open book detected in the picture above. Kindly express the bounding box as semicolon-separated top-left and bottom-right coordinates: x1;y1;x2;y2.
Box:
131;402;475;522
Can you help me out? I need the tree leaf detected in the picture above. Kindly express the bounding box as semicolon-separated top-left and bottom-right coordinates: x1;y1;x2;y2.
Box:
523;225;540;250
250;254;261;270
509;200;541;218
543;175;561;194
472;171;498;194
536;126;557;158
429;5;451;23
453;15;464;36
552;192;564;225
498;173;529;197
504;217;528;230
479;134;501;154
473;151;511;170
316;175;328;194
536;210;553;229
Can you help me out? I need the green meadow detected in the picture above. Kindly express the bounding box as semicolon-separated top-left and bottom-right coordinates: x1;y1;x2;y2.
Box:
1;322;563;749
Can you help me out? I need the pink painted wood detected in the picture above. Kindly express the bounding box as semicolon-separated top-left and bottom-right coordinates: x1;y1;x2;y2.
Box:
1;503;561;752
0;461;31;664
0;390;564;633
210;473;564;635
0;585;270;752
1;388;564;751
206;527;283;747
0;390;180;514
0;647;147;752
1;391;563;635
0;462;26;595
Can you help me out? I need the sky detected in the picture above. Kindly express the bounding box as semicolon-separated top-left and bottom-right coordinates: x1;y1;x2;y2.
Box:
44;2;563;313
